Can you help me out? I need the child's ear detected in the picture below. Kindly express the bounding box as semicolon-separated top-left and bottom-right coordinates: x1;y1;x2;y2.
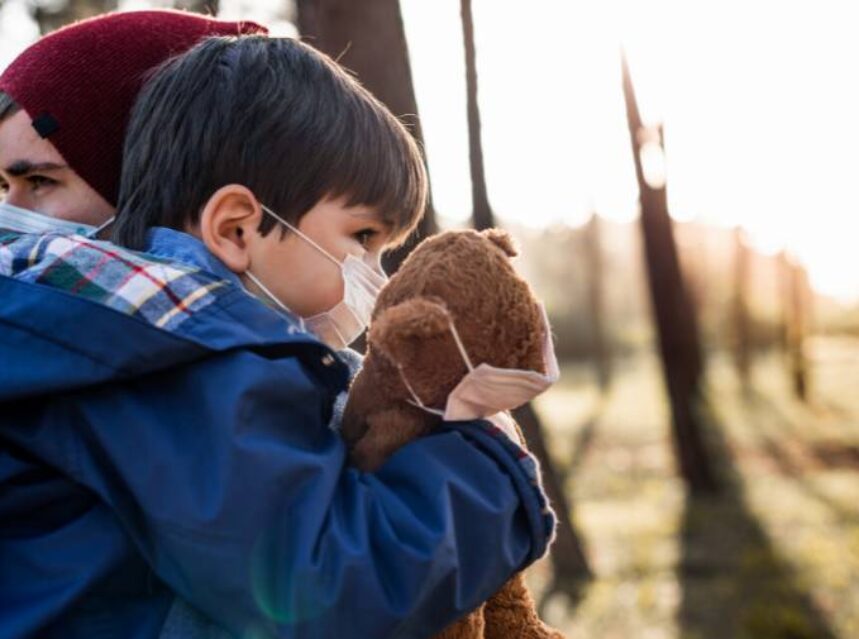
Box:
369;296;451;367
195;184;263;274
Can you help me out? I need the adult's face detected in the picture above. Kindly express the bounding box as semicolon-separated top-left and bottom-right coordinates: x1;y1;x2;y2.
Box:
0;109;115;225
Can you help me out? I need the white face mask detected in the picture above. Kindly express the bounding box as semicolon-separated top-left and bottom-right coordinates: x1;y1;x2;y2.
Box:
398;303;560;436
245;203;388;350
0;201;114;238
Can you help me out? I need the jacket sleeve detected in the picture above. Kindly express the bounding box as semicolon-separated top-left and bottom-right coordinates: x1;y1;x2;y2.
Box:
4;349;555;639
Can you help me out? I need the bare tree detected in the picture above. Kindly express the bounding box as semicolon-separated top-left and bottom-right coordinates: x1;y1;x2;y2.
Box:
460;0;493;231
30;0;116;35
620;50;719;494
295;0;436;275
732;227;752;386
779;252;811;401
585;212;612;391
174;0;218;17
461;0;591;586
513;403;593;597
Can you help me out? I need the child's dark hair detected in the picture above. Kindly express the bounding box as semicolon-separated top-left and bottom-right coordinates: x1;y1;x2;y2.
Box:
113;36;427;250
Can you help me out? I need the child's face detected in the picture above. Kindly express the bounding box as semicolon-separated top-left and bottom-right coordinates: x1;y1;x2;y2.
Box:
245;195;392;318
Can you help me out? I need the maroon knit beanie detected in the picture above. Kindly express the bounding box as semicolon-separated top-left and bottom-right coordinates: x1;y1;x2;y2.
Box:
0;10;267;206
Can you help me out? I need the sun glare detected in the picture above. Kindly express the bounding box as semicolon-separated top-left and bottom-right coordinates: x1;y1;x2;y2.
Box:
1;0;857;300
401;0;859;301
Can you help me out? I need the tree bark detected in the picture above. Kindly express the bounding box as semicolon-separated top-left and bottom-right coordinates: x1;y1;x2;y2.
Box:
732;227;752;385
31;0;116;35
586;213;612;391
779;252;810;401
175;0;218;17
460;0;493;231
620;51;719;494
514;403;592;587
461;0;591;581
295;0;437;275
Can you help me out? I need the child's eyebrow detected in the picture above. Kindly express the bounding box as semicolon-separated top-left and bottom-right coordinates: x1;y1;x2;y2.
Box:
5;160;68;177
348;208;392;230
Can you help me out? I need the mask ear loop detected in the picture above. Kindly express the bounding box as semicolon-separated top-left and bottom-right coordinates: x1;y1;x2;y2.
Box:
389;312;475;416
445;315;475;372
260;203;342;268
88;216;116;239
397;363;444;417
245;269;306;332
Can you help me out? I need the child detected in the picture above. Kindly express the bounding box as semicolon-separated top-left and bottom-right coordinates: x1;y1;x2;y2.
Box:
0;35;556;638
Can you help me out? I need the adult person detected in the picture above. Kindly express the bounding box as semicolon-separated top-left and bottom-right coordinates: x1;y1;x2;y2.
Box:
0;9;266;235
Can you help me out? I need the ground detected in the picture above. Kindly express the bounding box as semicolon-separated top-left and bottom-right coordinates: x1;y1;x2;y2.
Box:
526;337;859;639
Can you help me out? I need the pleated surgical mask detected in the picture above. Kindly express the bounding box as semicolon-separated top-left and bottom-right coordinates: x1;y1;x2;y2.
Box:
245;203;387;350
0;201;114;238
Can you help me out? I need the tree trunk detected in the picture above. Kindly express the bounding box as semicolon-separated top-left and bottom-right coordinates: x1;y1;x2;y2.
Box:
31;0;116;35
175;0;218;17
779;252;810;401
295;0;437;275
514;403;592;588
460;0;493;231
732;227;752;386
459;0;591;582
620;51;719;494
586;213;612;391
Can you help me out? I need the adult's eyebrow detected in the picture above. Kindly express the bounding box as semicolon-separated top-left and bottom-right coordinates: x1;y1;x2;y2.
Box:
5;160;68;177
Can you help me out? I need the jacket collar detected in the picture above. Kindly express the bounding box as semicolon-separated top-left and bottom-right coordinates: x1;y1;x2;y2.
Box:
143;227;243;289
0;230;350;400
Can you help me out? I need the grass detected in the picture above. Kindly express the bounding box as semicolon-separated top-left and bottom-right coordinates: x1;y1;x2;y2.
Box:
525;337;859;638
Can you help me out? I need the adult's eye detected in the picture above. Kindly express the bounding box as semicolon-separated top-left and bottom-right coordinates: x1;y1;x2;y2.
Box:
28;175;58;193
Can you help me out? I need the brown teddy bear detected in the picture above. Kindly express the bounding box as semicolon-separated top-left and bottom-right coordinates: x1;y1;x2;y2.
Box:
341;228;565;639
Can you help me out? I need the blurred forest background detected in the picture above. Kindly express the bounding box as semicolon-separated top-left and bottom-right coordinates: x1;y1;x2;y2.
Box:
2;0;858;637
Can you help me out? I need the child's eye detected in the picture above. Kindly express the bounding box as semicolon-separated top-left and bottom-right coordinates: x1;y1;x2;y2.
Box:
27;175;58;193
354;228;377;248
0;180;8;195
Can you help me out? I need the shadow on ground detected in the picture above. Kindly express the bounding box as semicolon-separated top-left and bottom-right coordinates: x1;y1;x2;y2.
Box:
677;396;838;639
534;401;607;617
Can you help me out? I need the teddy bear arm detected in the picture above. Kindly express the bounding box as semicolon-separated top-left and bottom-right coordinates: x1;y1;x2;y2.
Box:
349;405;430;473
483;573;566;638
431;604;485;639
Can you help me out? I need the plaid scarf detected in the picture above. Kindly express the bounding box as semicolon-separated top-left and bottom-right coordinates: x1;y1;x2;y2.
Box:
0;230;230;332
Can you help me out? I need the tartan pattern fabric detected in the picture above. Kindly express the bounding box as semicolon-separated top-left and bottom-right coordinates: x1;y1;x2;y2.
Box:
0;231;229;331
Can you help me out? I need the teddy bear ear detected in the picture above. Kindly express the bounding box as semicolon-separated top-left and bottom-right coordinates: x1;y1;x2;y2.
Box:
368;296;452;366
480;228;519;258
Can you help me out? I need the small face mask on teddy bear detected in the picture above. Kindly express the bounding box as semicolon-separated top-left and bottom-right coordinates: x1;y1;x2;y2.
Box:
397;303;560;434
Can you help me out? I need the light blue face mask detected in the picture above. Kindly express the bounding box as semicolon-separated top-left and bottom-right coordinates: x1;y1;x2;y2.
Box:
0;201;114;238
